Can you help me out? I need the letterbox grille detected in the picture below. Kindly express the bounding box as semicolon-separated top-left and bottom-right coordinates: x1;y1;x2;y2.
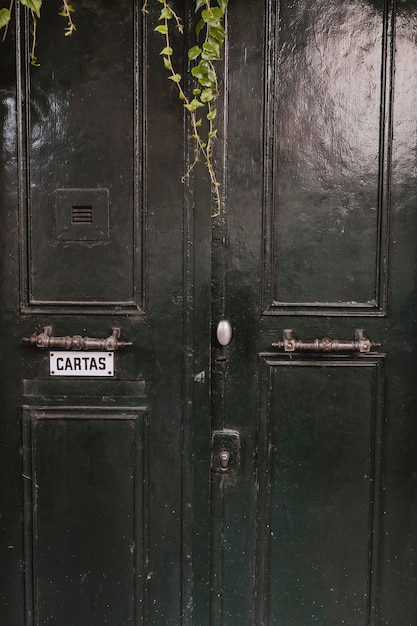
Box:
72;205;93;224
56;189;109;242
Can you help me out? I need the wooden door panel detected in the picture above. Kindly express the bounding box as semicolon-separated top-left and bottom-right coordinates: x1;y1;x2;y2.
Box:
256;357;384;624
23;407;146;625
262;0;390;314
22;2;141;311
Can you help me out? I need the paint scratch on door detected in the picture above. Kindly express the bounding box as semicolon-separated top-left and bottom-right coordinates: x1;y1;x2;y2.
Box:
194;371;206;383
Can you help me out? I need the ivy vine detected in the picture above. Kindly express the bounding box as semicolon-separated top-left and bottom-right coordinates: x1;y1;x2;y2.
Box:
143;0;228;216
0;0;227;215
0;0;75;65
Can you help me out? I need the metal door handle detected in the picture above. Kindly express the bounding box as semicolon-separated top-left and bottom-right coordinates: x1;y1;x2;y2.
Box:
216;319;233;346
22;326;132;351
272;329;380;353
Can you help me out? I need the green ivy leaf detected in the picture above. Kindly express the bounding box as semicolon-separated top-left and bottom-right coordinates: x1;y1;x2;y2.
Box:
184;98;205;112
207;108;217;120
163;57;172;69
203;40;220;59
195;18;205;38
208;36;221;51
20;0;42;19
188;45;202;61
201;9;218;27
195;0;206;12
160;46;173;56
210;25;226;44
191;65;206;80
200;88;214;103
208;129;218;139
207;68;216;81
169;73;182;83
190;98;205;108
159;7;172;19
0;7;10;29
195;67;216;88
210;7;224;18
199;78;215;88
155;24;168;34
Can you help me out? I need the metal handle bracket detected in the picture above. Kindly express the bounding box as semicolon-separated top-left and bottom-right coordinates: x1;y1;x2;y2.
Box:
22;326;132;351
272;329;380;354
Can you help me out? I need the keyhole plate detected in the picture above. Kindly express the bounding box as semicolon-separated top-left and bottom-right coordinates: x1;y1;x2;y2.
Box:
211;429;241;475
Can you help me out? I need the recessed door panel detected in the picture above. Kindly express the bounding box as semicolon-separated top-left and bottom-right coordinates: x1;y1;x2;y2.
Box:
263;0;389;314
256;357;384;624
23;408;146;625
23;2;141;310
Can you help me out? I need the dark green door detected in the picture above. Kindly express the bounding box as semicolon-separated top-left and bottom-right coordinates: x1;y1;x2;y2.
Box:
0;2;193;624
208;0;417;624
1;1;417;625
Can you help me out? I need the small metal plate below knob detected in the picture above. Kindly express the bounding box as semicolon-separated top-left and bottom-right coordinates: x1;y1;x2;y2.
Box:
211;429;241;475
216;319;233;346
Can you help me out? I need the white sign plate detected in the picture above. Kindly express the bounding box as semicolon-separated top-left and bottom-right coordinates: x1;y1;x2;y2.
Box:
50;351;114;377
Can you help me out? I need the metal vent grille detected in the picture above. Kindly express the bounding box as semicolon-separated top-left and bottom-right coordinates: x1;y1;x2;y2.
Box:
72;205;93;224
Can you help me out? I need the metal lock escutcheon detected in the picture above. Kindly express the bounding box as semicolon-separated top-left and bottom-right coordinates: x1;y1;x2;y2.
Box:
211;429;241;475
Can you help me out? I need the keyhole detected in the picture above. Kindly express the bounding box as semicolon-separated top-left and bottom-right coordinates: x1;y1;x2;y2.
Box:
219;450;230;470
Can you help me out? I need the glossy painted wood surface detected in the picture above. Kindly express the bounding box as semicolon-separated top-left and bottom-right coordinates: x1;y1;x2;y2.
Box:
1;0;417;624
215;0;417;624
0;1;191;624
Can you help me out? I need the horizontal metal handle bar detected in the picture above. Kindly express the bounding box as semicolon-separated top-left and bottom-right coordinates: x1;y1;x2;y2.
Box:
22;326;132;351
272;329;381;353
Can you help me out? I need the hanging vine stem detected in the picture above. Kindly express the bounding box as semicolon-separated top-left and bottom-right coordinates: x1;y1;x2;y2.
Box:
0;0;76;65
143;0;228;216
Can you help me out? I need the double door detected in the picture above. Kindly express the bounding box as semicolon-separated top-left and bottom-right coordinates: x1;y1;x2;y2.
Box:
0;1;416;624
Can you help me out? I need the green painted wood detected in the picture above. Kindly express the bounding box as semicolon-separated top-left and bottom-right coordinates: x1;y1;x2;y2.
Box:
0;1;190;625
214;0;417;624
2;0;417;624
256;357;384;624
24;410;144;625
